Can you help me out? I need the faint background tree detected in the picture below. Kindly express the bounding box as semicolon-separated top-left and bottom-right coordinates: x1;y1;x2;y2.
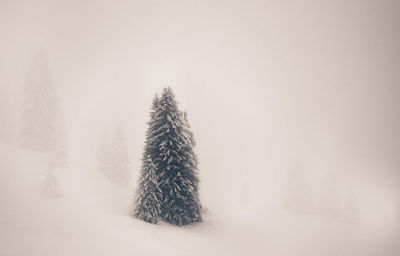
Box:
21;51;68;197
98;124;131;187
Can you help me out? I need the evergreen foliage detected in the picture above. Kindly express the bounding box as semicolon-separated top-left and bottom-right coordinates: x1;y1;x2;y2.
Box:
132;94;162;223
134;88;202;226
21;51;68;198
21;51;68;167
133;156;162;224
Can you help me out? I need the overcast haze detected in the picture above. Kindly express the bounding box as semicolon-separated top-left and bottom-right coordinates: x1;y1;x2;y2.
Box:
0;0;400;253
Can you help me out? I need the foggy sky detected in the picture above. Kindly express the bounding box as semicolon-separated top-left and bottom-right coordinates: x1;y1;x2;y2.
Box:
0;0;399;216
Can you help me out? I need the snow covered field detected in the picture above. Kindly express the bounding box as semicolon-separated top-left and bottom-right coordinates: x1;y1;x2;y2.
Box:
1;142;398;256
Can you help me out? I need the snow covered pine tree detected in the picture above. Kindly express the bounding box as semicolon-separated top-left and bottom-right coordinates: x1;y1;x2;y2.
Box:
133;94;162;223
133;88;202;226
134;156;162;224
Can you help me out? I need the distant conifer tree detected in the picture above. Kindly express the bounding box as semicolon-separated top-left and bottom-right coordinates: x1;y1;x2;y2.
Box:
21;52;68;164
98;125;131;187
22;52;68;198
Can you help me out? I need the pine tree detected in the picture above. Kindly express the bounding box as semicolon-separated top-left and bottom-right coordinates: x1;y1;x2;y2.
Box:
134;89;202;226
154;88;202;225
133;94;162;223
133;156;162;223
22;51;68;198
21;52;68;166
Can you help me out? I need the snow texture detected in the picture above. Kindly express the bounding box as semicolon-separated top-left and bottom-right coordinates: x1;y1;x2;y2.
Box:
0;142;399;256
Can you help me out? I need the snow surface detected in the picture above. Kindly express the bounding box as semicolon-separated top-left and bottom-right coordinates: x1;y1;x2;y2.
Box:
0;142;399;256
